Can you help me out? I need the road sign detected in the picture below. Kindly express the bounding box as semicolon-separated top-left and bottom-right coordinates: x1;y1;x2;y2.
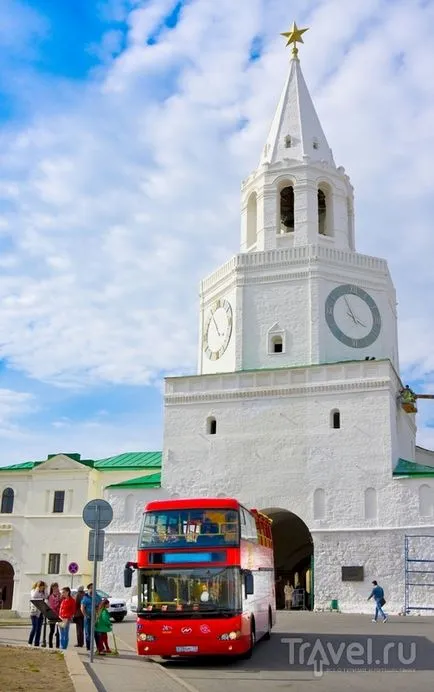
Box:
68;562;79;575
82;499;113;665
82;499;113;529
87;530;105;561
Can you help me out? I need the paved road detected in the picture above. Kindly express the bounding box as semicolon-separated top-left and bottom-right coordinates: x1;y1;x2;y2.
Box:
116;611;434;692
3;612;434;691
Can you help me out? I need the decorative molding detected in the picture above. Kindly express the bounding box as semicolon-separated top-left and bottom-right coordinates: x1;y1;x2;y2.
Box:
165;378;392;406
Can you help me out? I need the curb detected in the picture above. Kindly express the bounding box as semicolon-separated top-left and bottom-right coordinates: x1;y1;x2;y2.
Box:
64;650;98;692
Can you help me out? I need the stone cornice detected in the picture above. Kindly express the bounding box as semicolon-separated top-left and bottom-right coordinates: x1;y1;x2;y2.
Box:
200;245;389;295
165;378;391;405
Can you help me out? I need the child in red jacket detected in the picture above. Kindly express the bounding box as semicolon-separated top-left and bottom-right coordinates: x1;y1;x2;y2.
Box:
59;587;76;650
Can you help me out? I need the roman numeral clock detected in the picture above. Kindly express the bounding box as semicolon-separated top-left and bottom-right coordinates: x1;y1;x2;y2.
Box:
325;284;381;349
203;299;233;361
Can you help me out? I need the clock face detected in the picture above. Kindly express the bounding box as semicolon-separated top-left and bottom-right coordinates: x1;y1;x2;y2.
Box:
325;284;381;349
203;299;233;360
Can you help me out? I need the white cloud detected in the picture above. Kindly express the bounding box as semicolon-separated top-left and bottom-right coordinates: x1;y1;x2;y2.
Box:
1;0;434;448
0;388;34;438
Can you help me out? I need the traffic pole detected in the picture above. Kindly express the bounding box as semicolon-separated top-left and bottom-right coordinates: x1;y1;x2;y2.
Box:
89;506;99;663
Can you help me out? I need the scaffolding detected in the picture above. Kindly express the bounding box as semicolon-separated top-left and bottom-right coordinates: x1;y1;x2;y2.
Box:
404;535;434;613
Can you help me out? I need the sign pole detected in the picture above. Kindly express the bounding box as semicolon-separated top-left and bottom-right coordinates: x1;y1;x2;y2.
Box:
89;505;99;663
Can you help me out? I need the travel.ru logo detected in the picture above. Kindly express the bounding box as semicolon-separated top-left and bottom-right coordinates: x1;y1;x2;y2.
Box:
281;636;417;677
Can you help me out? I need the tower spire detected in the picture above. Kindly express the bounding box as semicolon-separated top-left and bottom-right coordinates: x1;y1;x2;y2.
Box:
259;21;335;168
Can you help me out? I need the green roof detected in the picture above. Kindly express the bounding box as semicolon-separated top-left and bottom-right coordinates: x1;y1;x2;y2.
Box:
393;458;434;477
94;452;162;470
106;472;161;489
0;451;162;472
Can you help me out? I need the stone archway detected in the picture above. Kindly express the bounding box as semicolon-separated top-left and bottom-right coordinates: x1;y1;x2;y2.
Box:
261;507;313;610
0;561;14;610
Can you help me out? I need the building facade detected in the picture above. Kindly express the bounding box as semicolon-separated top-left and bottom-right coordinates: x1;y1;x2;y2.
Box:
0;452;161;613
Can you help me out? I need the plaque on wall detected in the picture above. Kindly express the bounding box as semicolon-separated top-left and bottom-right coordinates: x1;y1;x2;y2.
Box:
341;566;364;582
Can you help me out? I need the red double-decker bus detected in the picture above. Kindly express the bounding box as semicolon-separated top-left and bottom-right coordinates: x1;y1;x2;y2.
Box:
124;497;275;658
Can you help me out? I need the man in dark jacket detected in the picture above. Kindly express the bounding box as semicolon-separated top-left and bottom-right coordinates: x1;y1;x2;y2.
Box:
368;580;387;622
74;585;85;647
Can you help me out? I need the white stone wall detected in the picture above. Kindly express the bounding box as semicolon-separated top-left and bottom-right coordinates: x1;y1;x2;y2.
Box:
100;486;167;599
162;360;434;613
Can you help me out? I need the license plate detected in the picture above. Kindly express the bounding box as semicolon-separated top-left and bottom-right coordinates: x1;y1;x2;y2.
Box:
176;646;198;653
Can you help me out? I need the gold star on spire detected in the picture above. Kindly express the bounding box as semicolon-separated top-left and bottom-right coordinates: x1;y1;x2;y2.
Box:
281;21;309;59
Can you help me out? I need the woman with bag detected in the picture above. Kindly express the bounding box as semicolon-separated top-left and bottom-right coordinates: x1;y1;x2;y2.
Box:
28;580;47;647
58;587;76;649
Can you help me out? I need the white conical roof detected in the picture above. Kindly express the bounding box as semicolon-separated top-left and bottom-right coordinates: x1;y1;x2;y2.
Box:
259;56;335;168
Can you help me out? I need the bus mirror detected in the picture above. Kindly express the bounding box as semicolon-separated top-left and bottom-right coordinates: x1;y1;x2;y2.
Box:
124;566;133;588
244;571;254;596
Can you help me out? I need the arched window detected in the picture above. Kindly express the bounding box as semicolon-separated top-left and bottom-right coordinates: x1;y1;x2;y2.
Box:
271;335;283;353
246;192;257;248
419;484;433;518
318;189;327;235
331;409;341;429
207;417;217;435
364;488;377;520
125;493;135;522
1;488;14;514
313;488;325;520
280;186;294;232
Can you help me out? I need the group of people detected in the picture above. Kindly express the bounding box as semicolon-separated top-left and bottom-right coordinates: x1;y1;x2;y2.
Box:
29;580;113;654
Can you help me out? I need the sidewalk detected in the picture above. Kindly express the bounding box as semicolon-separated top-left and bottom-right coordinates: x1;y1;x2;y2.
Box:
0;625;198;692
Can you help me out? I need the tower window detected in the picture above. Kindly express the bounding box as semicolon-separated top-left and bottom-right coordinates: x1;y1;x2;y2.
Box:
280;186;294;232
318;189;327;235
331;409;341;429
272;336;283;353
207;417;217;435
284;135;291;148
313;138;319;150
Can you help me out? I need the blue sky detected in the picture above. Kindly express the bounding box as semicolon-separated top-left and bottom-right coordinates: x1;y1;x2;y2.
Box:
1;0;434;464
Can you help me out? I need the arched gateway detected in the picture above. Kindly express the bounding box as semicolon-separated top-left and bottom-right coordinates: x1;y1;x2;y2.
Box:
0;561;14;610
261;508;313;610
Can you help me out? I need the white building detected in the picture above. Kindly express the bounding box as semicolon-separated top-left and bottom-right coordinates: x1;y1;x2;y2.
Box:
0;451;160;613
159;30;434;614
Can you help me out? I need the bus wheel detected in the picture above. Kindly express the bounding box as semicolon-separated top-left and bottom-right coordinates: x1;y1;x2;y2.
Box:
239;621;255;660
263;609;272;640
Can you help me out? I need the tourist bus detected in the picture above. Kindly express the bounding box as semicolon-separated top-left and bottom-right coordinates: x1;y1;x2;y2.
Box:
124;497;275;658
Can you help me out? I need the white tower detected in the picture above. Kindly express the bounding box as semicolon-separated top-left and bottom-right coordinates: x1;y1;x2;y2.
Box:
198;26;398;376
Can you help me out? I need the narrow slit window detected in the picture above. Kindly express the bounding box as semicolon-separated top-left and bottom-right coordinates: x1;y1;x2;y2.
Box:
48;553;61;574
331;410;341;429
207;417;217;435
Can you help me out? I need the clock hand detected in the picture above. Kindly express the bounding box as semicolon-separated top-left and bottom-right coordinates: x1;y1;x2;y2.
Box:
211;314;221;337
355;318;366;328
344;296;356;321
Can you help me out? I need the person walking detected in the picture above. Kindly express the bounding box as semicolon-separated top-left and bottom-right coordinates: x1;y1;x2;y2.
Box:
368;580;388;622
73;585;85;647
95;599;112;655
80;583;102;651
58;587;76;650
28;580;47;647
47;582;61;649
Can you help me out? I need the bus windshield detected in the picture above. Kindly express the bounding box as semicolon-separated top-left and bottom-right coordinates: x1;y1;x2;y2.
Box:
137;566;242;615
138;508;239;549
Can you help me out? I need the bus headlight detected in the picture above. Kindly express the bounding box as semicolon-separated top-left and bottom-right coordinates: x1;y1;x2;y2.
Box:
218;631;241;640
138;633;156;641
